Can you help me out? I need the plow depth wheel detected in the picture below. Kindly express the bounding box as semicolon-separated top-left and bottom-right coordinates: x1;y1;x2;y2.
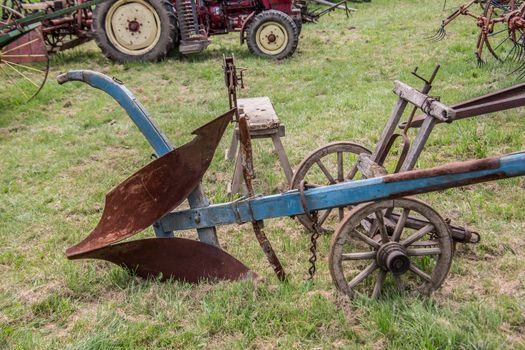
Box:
93;0;177;62
0;5;49;101
246;10;299;60
291;141;372;234
329;198;453;299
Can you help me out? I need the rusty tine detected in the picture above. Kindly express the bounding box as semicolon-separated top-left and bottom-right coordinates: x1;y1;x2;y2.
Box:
476;53;486;67
428;25;447;42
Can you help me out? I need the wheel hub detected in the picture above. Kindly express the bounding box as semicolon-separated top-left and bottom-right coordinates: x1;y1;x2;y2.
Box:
376;242;410;274
105;0;162;55
255;22;288;55
128;19;141;33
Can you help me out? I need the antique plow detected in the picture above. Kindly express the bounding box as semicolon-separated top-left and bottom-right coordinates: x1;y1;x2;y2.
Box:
59;69;525;299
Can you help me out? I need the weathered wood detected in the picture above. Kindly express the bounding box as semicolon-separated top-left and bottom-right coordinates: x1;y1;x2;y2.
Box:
357;153;388;178
393;80;455;122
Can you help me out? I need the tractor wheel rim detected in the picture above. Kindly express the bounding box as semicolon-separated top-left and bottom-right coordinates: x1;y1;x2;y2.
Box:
255;21;288;55
105;0;161;55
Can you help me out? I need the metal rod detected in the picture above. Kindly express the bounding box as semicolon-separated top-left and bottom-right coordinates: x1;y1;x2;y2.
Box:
238;116;286;281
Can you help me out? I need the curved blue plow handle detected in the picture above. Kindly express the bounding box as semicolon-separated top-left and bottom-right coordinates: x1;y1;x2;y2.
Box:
57;70;173;156
57;70;221;245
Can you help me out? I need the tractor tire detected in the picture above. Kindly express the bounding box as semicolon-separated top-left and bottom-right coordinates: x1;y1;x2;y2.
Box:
93;0;177;62
293;17;302;35
246;10;299;60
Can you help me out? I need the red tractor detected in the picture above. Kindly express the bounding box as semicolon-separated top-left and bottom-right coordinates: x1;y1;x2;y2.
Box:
92;0;303;62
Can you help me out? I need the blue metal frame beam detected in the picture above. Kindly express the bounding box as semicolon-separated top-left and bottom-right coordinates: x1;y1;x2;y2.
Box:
161;152;525;231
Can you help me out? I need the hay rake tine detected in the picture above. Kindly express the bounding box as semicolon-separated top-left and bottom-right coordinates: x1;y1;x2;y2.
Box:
428;23;447;42
504;34;525;63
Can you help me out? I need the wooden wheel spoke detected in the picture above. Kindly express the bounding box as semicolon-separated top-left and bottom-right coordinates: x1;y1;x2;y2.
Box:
337;151;344;182
366;217;379;237
338;207;344;221
394;274;404;293
315;159;336;184
351;229;381;249
371;269;386;299
409;264;433;283
406;247;441;256
317;208;333;226
341;251;376;261
346;162;358;180
391;208;409;242
375;211;389;244
347;261;377;289
400;224;433;247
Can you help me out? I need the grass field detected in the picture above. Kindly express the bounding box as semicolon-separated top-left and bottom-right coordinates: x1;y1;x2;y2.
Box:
2;0;525;348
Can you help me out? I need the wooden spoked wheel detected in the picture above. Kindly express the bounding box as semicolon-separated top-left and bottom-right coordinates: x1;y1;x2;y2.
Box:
329;198;453;299
0;4;49;101
291;141;372;234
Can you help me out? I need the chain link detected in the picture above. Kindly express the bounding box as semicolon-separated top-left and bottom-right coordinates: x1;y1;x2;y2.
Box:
307;212;321;280
298;179;322;280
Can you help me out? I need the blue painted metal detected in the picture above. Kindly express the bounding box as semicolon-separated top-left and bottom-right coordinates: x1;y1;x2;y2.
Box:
57;70;220;244
58;70;173;155
161;152;525;231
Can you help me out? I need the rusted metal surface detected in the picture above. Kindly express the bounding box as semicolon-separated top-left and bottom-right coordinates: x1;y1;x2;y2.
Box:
70;238;257;283
66;110;234;258
238;115;286;281
432;0;525;65
223;55;245;119
298;180;321;280
383;157;500;183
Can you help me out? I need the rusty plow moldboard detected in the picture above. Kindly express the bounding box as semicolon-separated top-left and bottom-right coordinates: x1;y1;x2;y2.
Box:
66;109;257;283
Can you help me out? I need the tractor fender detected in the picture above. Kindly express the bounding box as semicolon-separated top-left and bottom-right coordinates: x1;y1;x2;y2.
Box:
240;11;256;45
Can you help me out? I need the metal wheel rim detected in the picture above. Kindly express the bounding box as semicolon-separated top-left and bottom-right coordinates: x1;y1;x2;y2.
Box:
329;198;453;299
255;21;288;55
105;0;161;56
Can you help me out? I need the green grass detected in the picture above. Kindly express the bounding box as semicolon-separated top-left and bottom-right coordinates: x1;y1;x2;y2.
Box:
2;0;525;348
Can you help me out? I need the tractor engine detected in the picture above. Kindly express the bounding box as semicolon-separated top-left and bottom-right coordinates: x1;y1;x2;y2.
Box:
200;0;259;34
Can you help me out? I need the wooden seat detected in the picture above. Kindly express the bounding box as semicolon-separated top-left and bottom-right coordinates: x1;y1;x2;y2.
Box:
227;96;293;194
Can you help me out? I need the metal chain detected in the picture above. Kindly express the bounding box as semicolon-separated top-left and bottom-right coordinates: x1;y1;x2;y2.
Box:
298;180;322;280
307;211;321;280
